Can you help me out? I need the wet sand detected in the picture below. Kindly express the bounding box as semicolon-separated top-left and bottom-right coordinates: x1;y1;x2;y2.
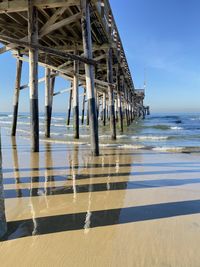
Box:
1;129;200;267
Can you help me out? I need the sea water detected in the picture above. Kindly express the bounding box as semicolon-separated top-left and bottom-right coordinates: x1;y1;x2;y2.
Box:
1;112;200;153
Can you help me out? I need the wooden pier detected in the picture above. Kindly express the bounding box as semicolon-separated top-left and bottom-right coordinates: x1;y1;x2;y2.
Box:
0;0;147;155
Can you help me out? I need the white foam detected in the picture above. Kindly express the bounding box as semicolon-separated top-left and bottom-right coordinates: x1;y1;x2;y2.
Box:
170;126;183;130
131;135;169;140
100;143;145;149
152;146;185;152
42;139;88;145
52;123;65;127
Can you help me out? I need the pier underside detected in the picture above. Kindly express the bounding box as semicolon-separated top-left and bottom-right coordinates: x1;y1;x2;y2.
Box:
0;0;147;154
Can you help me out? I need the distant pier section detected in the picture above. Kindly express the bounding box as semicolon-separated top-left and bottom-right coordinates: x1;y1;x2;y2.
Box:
0;0;148;155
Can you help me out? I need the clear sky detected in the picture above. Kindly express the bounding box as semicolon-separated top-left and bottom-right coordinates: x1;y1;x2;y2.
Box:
0;0;200;113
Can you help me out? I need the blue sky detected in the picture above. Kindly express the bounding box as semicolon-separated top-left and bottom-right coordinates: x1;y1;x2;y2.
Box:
0;0;200;113
110;0;200;112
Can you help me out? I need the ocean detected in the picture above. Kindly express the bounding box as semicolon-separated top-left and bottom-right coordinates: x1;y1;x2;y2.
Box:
1;112;200;153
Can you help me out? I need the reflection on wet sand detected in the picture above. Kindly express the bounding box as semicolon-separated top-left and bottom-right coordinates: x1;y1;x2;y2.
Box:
11;137;22;197
2;133;200;266
0;134;6;238
2;142;130;240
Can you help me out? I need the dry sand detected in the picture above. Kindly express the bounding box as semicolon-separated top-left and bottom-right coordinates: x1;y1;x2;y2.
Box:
0;130;200;267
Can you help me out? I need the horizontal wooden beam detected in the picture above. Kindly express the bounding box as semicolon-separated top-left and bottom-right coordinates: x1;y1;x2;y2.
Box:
0;0;79;13
0;35;97;65
53;87;73;96
13;54;116;91
20;73;58;90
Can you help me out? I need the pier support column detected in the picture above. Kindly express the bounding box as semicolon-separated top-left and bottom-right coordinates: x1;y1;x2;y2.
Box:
73;59;79;139
125;87;129;127
102;92;106;126
11;52;23;136
81;0;99;156
115;96;118;122
28;1;39;152
45;68;51;138
67;85;72;126
117;76;123;133
107;48;116;140
86;102;89;125
0;133;6;238
49;71;55;125
82;88;86;124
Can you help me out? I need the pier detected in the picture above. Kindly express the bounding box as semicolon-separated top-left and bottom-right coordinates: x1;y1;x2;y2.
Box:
0;0;147;155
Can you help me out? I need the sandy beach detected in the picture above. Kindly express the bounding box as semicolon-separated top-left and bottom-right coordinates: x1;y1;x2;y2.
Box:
0;128;200;267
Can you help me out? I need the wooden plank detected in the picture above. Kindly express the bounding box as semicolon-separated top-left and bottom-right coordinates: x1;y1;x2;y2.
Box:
39;13;81;37
39;7;68;34
0;0;79;13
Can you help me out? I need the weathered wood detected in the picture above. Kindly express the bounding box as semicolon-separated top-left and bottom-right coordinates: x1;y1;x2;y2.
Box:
53;86;73;96
82;88;86;124
124;86;129;127
0;131;7;238
96;91;99;119
73;58;79;139
117;75;123;133
45;68;51;138
115;97;118;121
0;0;79;13
14;54;115;91
28;0;39;152
20;73;57;90
67;85;73;126
40;13;81;38
0;35;97;66
107;48;116;140
81;0;99;156
49;71;56;133
11;53;23;136
86;102;89;126
39;7;68;35
102;92;106;126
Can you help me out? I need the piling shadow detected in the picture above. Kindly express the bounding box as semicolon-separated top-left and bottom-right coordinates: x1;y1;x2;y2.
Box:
1;199;200;241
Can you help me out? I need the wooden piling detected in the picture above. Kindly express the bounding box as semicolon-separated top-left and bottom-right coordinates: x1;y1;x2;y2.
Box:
117;75;123;133
86;104;89;125
115;97;118;122
73;58;79;139
0;131;7;238
11;52;23;136
107;48;116;140
82;88;86;124
102;92;106;126
49;71;56;127
81;0;99;156
67;85;72;126
28;0;39;152
45;67;51;138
